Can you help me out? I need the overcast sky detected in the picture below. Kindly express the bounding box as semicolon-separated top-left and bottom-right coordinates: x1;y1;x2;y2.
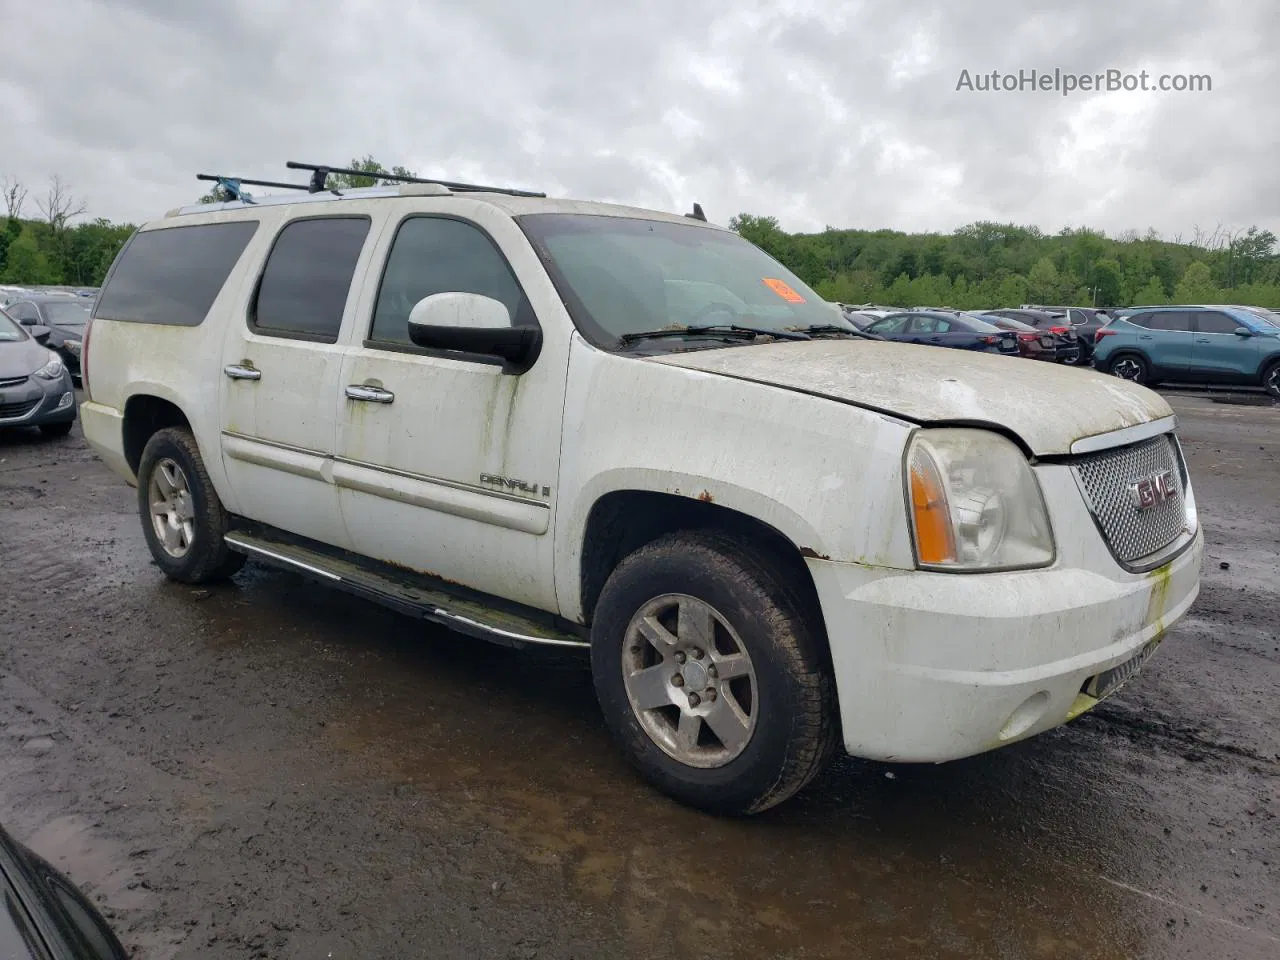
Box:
2;0;1277;239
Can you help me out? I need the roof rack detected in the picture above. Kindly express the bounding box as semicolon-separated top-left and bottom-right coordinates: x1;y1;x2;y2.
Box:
196;174;325;203
285;161;546;198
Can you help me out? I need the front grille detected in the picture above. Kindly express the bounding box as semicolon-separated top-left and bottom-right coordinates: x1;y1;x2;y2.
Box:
0;398;39;420
1071;434;1188;564
0;375;28;388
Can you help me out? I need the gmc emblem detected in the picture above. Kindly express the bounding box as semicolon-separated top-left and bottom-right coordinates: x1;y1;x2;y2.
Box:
1128;470;1177;510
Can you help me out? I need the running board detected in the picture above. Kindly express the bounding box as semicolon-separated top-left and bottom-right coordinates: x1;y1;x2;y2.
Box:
222;531;589;651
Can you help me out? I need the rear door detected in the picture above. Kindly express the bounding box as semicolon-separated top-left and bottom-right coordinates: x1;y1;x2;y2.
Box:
219;213;381;548
1132;310;1195;376
866;314;911;341
907;314;953;346
1189;310;1258;381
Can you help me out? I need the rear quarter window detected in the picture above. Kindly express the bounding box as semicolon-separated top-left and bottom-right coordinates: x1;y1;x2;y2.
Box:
93;221;259;327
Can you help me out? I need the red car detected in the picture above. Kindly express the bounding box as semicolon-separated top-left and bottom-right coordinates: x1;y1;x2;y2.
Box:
970;313;1058;360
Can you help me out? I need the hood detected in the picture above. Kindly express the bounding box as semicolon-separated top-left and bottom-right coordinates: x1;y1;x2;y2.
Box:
649;340;1172;456
0;338;53;380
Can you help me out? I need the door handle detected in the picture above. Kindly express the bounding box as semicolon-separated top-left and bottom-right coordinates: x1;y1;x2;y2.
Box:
1196;338;1211;343
1139;334;1154;340
224;363;261;381
346;384;395;404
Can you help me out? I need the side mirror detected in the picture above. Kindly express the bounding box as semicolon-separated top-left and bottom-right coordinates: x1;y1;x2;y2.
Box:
30;324;51;344
19;317;36;326
1234;327;1253;337
407;293;540;370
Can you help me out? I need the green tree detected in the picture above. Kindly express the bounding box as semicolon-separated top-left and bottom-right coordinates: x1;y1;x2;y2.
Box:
1132;276;1167;306
1092;258;1123;307
0;226;54;283
1173;261;1217;303
1027;257;1063;303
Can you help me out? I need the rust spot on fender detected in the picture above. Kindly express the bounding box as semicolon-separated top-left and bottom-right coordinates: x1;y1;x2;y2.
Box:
697;490;714;503
799;547;830;561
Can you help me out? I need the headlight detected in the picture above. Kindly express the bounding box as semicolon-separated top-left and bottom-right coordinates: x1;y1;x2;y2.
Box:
906;428;1055;571
64;339;82;357
33;351;65;380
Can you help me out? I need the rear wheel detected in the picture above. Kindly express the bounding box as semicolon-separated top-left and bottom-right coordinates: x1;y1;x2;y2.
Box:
137;427;245;584
590;532;838;815
1263;361;1280;399
1109;353;1149;384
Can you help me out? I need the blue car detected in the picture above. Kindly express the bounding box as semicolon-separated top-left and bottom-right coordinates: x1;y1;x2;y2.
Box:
1093;305;1280;397
863;310;1020;355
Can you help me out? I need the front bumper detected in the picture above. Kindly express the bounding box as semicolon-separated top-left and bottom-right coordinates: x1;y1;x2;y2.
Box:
809;461;1203;763
0;371;77;427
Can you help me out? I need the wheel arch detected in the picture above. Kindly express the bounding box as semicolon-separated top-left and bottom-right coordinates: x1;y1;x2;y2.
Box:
122;393;192;475
574;488;827;642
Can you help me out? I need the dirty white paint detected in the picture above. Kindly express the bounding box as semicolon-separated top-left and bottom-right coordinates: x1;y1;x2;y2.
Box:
81;188;1203;769
652;339;1173;456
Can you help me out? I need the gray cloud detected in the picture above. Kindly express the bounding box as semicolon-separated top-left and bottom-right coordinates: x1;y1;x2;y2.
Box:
1;0;1276;241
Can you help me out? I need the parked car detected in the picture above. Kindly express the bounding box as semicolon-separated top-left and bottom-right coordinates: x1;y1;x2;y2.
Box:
79;166;1202;815
1093;305;1280;396
3;294;94;384
1061;308;1110;364
977;313;1059;361
838;309;887;332
0;821;128;959
0;305;77;437
862;310;1020;355
983;309;1082;363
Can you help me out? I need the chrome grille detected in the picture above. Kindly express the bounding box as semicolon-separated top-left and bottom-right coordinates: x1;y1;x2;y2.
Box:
1071;434;1187;564
0;375;28;388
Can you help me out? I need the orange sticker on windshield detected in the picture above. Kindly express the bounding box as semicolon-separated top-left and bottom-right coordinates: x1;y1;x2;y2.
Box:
762;277;805;303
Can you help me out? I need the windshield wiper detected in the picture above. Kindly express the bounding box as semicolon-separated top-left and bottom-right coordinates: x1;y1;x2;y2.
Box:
619;324;811;345
796;324;883;341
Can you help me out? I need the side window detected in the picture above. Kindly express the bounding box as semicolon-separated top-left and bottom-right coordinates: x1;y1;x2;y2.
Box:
1127;312;1152;328
1195;311;1240;335
9;302;37;323
94;222;258;326
369;217;532;347
1147;311;1192;332
869;315;909;335
251;217;370;342
910;316;949;333
1070;309;1089;325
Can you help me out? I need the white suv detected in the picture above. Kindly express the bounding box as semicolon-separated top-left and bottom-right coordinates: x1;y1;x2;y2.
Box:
79;169;1203;814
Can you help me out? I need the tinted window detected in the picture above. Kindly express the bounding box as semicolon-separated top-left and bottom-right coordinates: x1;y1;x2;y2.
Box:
40;301;93;329
1147;311;1192;332
7;302;37;323
869;315;910;335
370;217;530;346
252;217;369;342
95;222;258;326
1195;311;1241;335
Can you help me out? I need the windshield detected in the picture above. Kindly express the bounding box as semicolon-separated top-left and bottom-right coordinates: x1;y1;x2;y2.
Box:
41;300;93;328
518;214;837;346
0;307;25;341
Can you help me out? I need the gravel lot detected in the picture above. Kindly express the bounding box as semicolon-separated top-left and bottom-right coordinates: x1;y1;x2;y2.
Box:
1;390;1277;960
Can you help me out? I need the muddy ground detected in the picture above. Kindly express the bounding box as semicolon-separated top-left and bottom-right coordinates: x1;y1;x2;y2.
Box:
1;390;1276;959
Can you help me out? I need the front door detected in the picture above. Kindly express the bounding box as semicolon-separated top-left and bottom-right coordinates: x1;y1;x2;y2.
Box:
219;214;376;548
333;210;568;611
1189;310;1258;381
1136;310;1195;376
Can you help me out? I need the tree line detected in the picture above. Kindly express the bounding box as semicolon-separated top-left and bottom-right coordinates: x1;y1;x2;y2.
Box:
730;214;1280;310
4;161;1279;313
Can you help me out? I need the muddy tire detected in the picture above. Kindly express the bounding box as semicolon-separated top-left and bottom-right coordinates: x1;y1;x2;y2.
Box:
1108;352;1149;384
590;531;838;816
136;427;245;584
1263;360;1280;400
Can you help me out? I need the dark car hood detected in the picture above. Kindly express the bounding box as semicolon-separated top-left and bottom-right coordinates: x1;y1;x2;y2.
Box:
0;338;51;378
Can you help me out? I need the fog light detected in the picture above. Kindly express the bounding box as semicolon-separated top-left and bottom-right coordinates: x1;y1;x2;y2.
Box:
55;392;73;411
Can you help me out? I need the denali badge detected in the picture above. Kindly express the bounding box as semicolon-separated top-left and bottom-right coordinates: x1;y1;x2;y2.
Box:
479;474;548;496
1128;470;1177;510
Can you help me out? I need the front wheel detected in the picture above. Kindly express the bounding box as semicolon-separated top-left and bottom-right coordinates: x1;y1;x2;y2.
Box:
591;532;837;815
1263;361;1280;400
1109;353;1150;384
136;427;245;584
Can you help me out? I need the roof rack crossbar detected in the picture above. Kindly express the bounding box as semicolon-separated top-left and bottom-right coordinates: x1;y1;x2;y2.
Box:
285;161;546;198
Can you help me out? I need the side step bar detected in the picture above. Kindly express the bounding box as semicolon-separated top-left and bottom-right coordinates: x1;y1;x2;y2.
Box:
223;531;589;651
